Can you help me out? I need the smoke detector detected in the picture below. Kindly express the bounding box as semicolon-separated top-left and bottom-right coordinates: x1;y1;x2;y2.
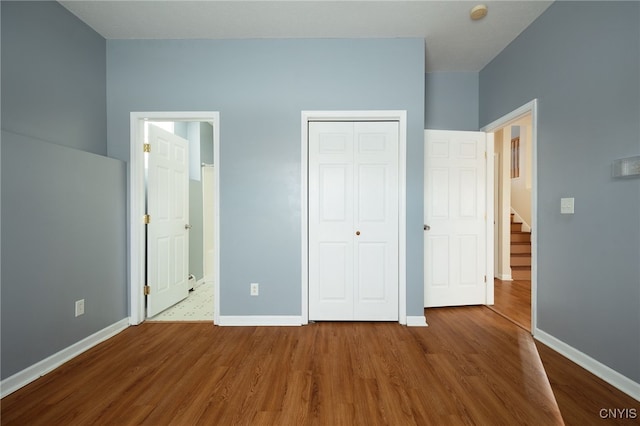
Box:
470;4;488;21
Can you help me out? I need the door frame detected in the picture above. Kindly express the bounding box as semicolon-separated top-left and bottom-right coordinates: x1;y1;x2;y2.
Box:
481;99;538;333
129;111;220;325
301;110;407;325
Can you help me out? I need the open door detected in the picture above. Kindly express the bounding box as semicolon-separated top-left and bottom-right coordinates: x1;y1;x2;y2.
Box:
424;129;490;307
146;124;190;317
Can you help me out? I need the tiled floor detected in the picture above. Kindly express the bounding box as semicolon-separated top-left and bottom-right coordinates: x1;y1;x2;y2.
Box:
147;282;214;321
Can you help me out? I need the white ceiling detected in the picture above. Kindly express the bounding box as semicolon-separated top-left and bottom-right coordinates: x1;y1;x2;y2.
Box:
59;0;553;72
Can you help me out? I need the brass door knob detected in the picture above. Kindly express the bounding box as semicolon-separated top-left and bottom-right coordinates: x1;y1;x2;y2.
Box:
356;231;361;236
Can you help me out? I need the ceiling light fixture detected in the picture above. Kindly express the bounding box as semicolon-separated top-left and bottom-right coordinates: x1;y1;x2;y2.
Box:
470;4;488;21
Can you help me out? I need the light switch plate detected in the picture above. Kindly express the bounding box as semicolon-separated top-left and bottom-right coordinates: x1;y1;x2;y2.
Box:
560;197;575;214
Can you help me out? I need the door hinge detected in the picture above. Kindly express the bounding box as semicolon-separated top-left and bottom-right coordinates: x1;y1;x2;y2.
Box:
484;151;487;159
144;285;151;295
143;143;151;153
143;214;151;224
484;275;487;283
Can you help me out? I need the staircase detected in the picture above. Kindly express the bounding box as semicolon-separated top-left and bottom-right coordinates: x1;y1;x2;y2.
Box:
510;214;531;280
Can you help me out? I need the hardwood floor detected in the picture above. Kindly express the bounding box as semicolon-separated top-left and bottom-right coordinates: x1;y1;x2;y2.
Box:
2;307;637;425
486;278;640;423
488;278;531;331
536;342;640;426
2;308;563;425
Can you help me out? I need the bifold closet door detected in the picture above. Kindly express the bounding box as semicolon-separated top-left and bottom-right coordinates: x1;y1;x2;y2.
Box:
308;121;399;321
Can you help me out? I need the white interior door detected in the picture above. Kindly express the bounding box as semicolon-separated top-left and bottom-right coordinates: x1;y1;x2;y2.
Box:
309;121;399;321
424;129;487;307
147;124;190;317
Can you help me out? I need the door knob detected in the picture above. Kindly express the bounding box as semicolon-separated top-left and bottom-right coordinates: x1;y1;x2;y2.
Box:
424;225;430;231
185;224;192;230
356;231;361;236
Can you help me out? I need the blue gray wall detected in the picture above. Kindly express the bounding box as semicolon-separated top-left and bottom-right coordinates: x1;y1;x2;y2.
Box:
1;1;107;156
1;2;127;379
425;72;479;131
480;1;640;382
106;38;425;316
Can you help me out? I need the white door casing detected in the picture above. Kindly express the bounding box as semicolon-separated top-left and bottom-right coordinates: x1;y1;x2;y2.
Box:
482;99;537;333
424;129;489;307
146;124;190;317
202;165;215;286
308;121;399;321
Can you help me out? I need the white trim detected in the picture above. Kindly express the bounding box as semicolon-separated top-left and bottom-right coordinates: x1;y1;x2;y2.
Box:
406;316;429;327
496;273;514;281
485;133;495;305
481;99;538;333
217;316;303;326
129;112;221;326
0;318;129;398
482;101;537;132
301;111;408;325
535;329;640;402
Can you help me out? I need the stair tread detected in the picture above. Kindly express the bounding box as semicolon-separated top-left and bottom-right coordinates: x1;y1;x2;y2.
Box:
512;265;531;270
511;253;530;257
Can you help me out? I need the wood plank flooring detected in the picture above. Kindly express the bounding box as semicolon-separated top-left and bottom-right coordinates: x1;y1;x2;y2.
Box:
488;278;531;331
2;307;563;425
485;278;640;423
536;342;640;426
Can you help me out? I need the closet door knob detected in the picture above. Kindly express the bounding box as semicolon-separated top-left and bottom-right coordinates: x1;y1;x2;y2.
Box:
185;224;192;230
356;231;361;236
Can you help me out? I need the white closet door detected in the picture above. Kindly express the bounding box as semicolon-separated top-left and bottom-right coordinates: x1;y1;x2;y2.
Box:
309;121;399;321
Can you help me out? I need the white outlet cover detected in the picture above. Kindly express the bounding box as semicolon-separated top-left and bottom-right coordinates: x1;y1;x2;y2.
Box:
560;197;575;214
75;299;85;317
250;283;259;296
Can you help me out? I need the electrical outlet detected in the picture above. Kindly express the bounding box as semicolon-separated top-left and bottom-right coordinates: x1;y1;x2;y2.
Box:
250;283;259;296
75;299;85;317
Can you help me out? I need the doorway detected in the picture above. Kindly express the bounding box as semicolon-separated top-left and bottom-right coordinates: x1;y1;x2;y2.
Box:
482;100;538;333
129;112;220;325
144;121;215;321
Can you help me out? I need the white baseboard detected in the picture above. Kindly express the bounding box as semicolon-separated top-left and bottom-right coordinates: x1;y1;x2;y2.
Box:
496;273;513;281
0;318;130;398
535;328;640;402
217;315;303;326
407;315;429;327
